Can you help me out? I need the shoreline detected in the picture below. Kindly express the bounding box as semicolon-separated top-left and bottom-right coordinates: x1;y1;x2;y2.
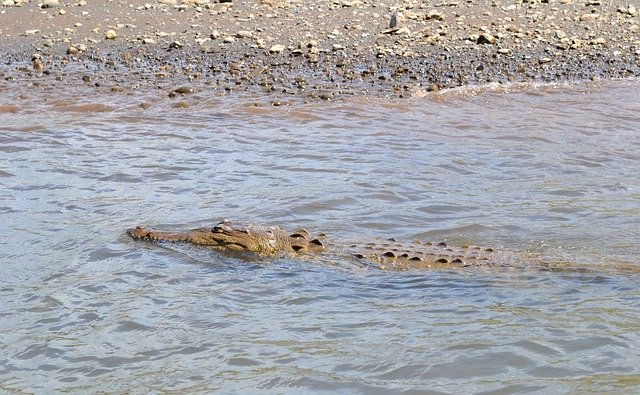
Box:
0;0;639;102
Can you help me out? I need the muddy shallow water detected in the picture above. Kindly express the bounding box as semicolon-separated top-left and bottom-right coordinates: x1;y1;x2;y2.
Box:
1;80;640;393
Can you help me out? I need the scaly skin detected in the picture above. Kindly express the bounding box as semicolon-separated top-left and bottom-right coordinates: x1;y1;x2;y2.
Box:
127;220;326;256
127;220;518;270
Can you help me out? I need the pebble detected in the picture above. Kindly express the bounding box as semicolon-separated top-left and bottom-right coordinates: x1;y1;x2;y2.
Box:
32;58;44;70
477;33;496;45
425;11;444;21
41;0;59;8
105;30;117;39
172;101;190;109
236;30;253;39
174;86;195;94
269;44;285;53
396;26;411;35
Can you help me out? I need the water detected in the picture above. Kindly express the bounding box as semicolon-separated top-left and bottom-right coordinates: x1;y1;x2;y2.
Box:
1;79;640;393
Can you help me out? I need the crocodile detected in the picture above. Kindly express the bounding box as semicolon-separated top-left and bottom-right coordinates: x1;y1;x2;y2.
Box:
127;220;528;270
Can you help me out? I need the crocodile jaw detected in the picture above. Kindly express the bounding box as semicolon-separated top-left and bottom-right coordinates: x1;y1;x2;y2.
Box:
126;226;258;251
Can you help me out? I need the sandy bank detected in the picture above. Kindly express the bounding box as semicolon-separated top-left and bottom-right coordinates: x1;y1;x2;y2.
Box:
1;0;639;102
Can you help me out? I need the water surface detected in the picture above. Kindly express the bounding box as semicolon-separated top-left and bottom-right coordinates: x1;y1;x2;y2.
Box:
1;79;640;393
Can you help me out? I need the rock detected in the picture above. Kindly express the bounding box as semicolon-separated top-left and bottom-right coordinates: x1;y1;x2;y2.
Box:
141;38;155;44
427;84;440;92
396;26;411;35
210;30;220;39
2;0;15;6
403;11;419;20
477;33;496;45
223;36;235;43
67;46;78;54
172;101;190;109
332;43;344;51
236;30;253;39
174;86;195;94
269;44;285;53
618;5;637;15
105;30;117;39
41;0;60;8
32;58;44;70
425;10;444;21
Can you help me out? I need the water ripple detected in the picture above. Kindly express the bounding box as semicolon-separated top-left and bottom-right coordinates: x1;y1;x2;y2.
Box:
0;79;639;393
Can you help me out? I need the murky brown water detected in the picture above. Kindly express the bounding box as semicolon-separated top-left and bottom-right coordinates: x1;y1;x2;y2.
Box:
1;79;640;393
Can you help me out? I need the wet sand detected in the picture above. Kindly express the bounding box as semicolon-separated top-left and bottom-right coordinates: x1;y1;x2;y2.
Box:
0;0;639;102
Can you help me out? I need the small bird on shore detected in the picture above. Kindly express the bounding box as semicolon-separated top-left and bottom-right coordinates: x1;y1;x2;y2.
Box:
382;13;400;34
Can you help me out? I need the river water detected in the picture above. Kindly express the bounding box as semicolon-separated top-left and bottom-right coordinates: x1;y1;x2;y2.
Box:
1;79;640;393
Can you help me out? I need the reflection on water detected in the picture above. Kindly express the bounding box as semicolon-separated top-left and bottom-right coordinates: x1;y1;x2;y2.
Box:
1;79;640;393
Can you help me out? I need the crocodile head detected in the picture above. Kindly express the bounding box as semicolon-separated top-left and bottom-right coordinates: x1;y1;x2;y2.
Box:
127;220;325;255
